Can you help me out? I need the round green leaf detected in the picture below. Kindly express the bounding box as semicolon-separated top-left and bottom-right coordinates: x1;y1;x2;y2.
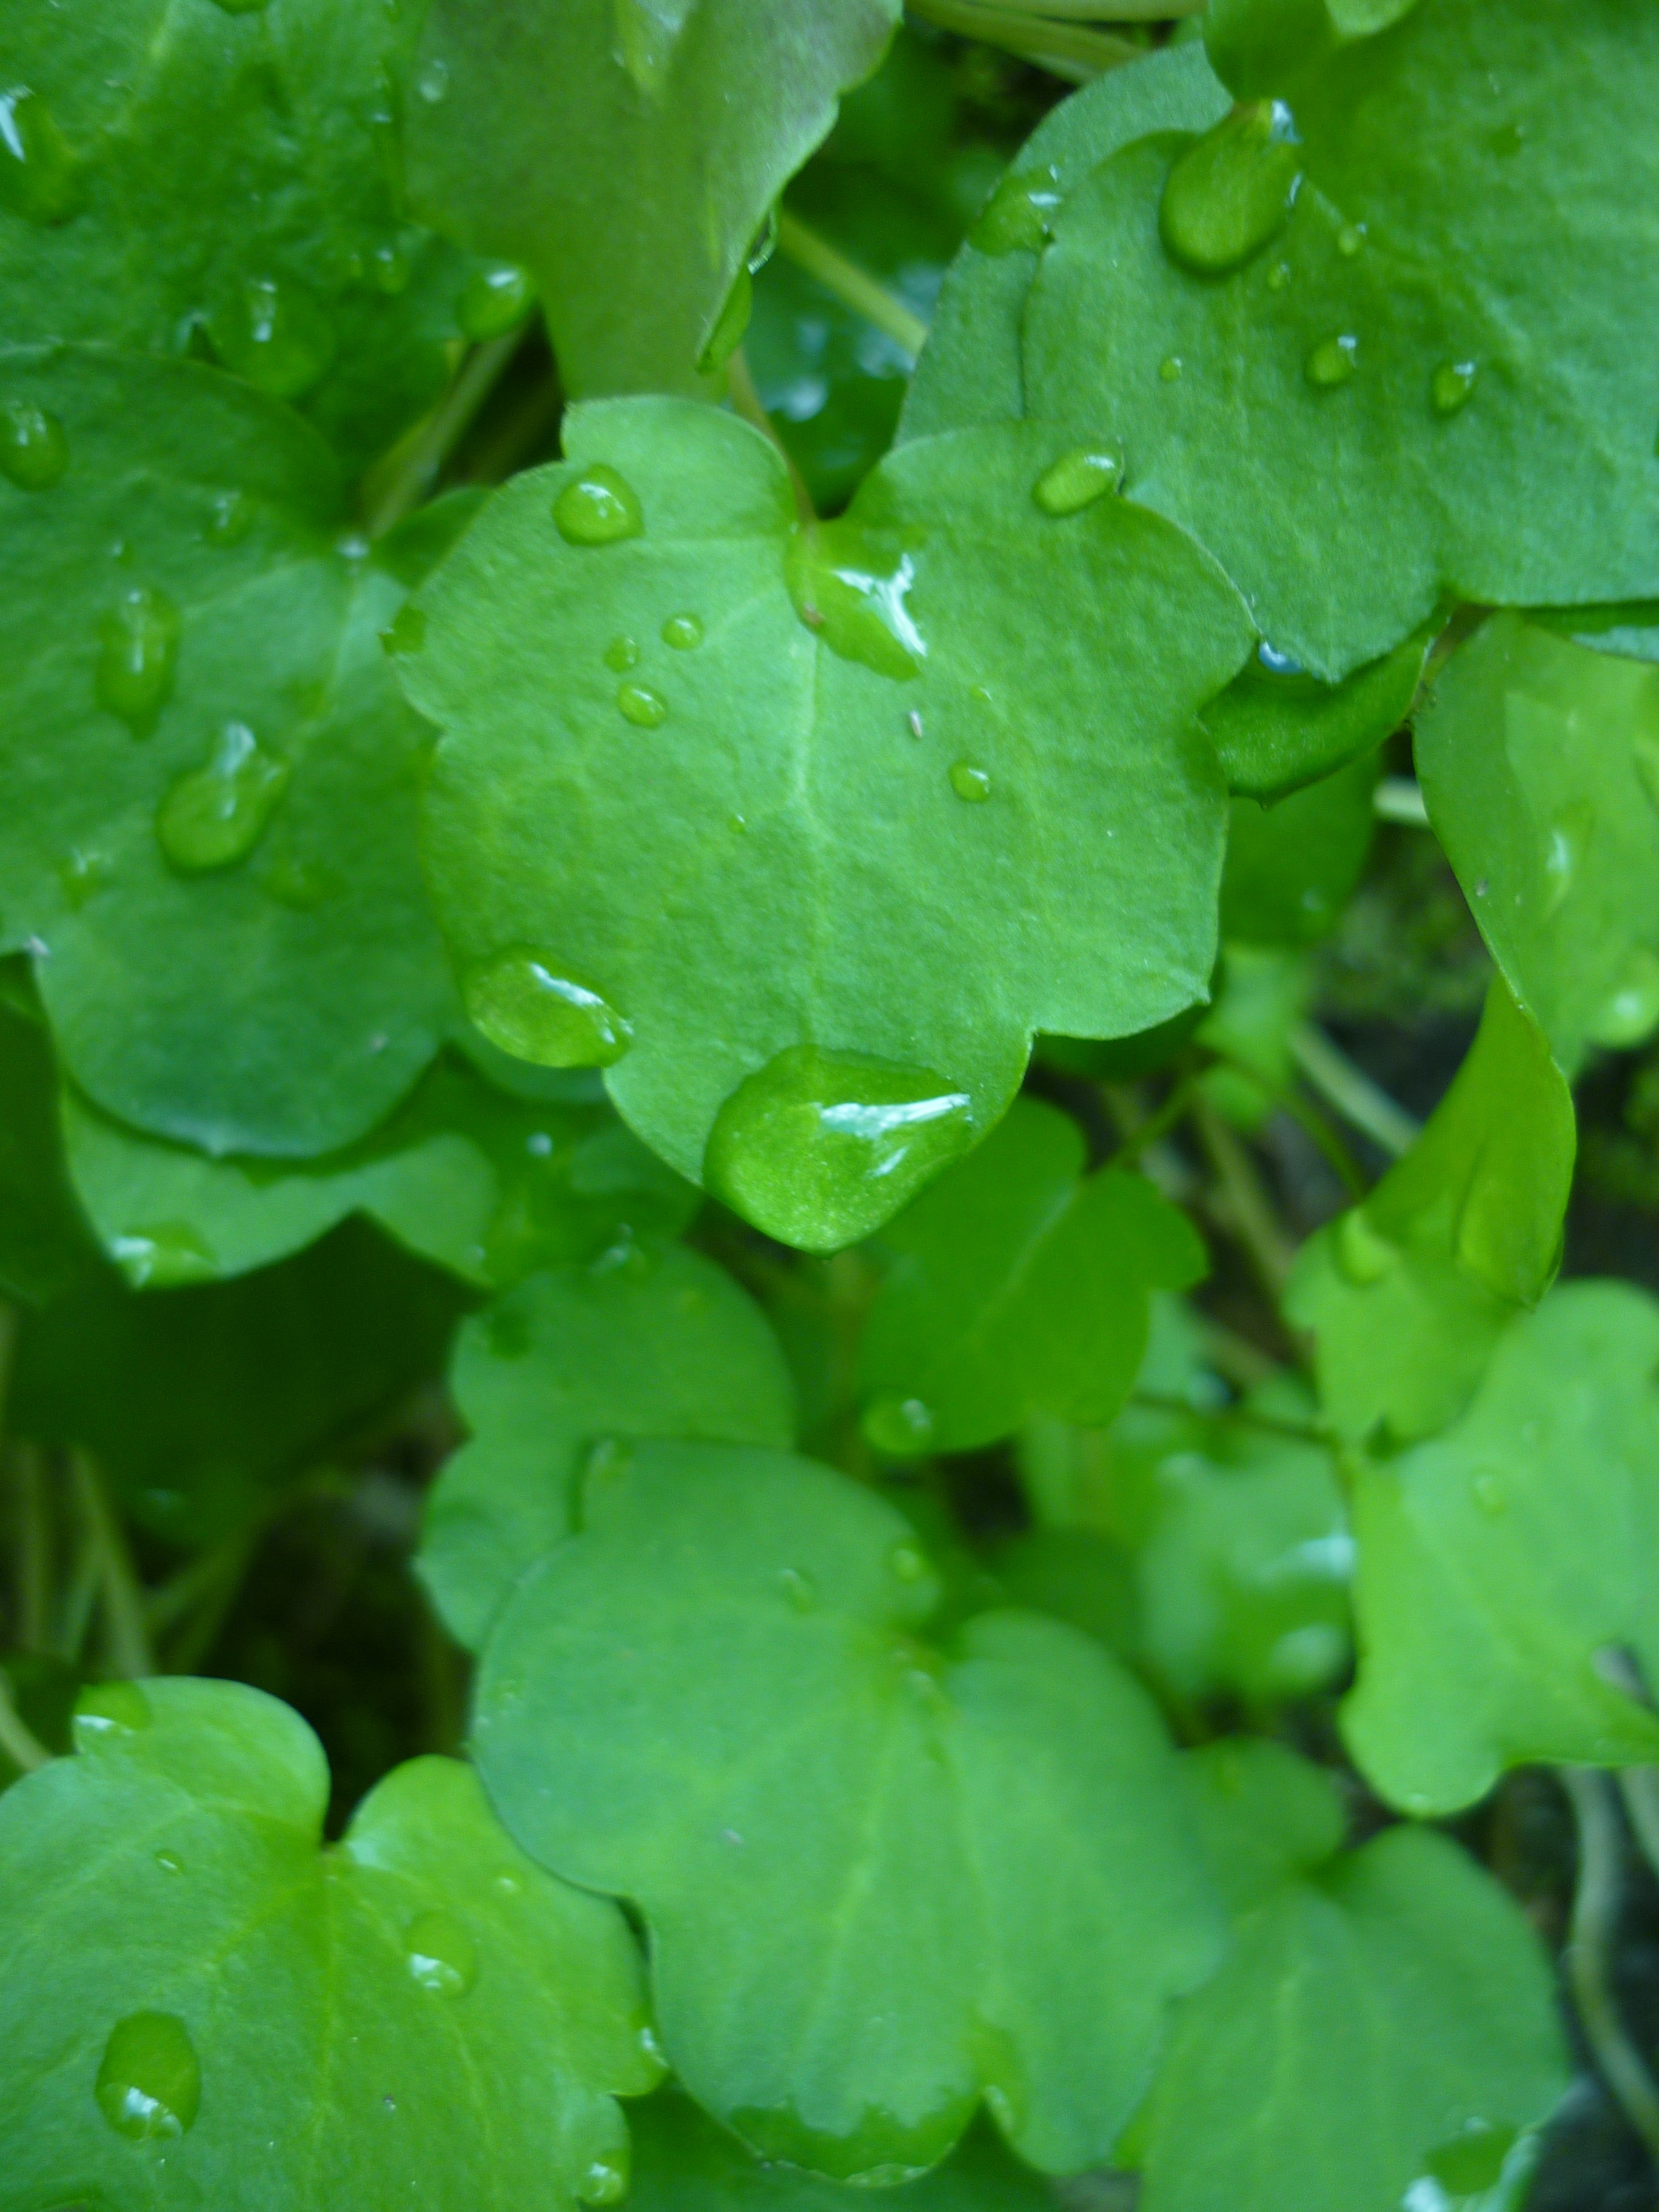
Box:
0;1677;661;2204
473;1438;1226;2181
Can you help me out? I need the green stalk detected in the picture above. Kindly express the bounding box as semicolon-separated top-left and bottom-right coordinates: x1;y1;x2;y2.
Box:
72;1452;155;1680
774;211;930;360
1193;1098;1296;1298
363;326;531;540
907;0;1141;79
1561;1767;1659;2166
726;347;817;523
0;1671;49;1774
1289;1022;1421;1161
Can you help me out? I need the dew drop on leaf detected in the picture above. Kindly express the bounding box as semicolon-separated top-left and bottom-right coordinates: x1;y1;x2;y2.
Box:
1540;808;1587;917
949;762;993;804
616;682;667;728
156;722;290;876
1335;1207;1396;1285
1305;334;1359;388
1336;221;1366;257
0;399;67;490
1158;103;1301;277
578;2154;628;2205
1159;355;1184;384
463;947;634;1068
207;275;337;403
0;88;83;226
75;1680;153;1741
603;632;640;671
1031;446;1122;517
1256;639;1305;677
863;1393;937;1456
59;847;113;909
785;520;925;679
1587;945;1659;1048
96;585;181;736
369;235;413;295
887;1541;930;1586
970;164;1062;256
661;612;703;649
205;489;255;547
95;2013;201;2142
457;262;535;342
1432;359;1478;416
404;1910;478;1997
554;465;645;546
110;1221;219;1288
417;57;451;104
1266;259;1292;292
155;1850;184;1875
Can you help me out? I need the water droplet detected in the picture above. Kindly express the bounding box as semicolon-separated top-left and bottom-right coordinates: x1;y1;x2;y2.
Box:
1431;359;1477;416
417;56;451;102
1265;259;1292;291
1335;221;1366;257
579;2156;627;2205
110;1222;218;1288
638;2022;666;2065
970;164;1062;255
156;721;289;875
703;1044;976;1252
96;2013;200;2142
1632;734;1659;815
907;709;924;739
779;1566;819;1612
1541;808;1587;918
0;89;83;226
603;633;639;672
554;465;644;547
0;399;67;490
208;275;336;402
75;1680;152;1742
369;235;412;294
949;762;993;803
1032;445;1122;517
59;847;112;908
1588;946;1659;1049
864;1394;937;1456
697;265;752;375
1473;1471;1506;1517
1256;640;1304;677
96;585;181;735
617;681;667;728
1159;355;1184;383
155;1849;184;1874
463;947;632;1068
1159;102;1301;276
888;1541;930;1585
458;261;535;342
381;603;426;657
662;612;703;649
1335;1207;1396;1285
786;519;925;679
494;1870;523;1896
405;1910;478;1996
205;489;255;547
1305;333;1358;388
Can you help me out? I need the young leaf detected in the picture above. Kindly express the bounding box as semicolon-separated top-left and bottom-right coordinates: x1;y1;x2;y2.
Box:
420;1249;796;1649
1343;1279;1659;1815
1203;629;1427;801
0;346;455;1156
1286;980;1575;1444
1416;611;1659;1068
1219;749;1379;948
401;400;1252;1249
857;1096;1206;1457
406;0;899;398
0;1677;660;2200
1131;1740;1569;2212
0;966;95;1304
1022;0;1659;679
474;1439;1225;2182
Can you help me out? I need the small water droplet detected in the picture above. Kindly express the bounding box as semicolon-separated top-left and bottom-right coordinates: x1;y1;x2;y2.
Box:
110;1221;218;1288
1473;1472;1506;1517
369;235;412;294
662;612;703;649
463;947;632;1067
970;164;1062;256
603;633;639;672
906;709;925;740
1256;640;1304;677
1305;333;1358;388
381;603;427;657
864;1395;937;1456
580;2157;627;2205
0;88;83;226
0;398;67;489
1265;259;1292;291
75;1680;153;1742
417;56;451;102
616;681;667;728
1335;221;1366;257
638;2023;665;2065
96;2013;200;2142
208;274;336;401
703;1044;976;1251
1431;359;1477;416
458;261;534;341
494;1870;524;1896
59;846;113;908
949;762;992;803
786;519;925;679
205;489;255;546
1032;445;1122;517
554;465;644;546
155;1849;184;1874
1335;1207;1396;1285
406;1910;478;1996
1541;808;1587;917
1159;102;1301;276
156;721;289;875
779;1566;819;1612
1159;355;1184;383
96;586;181;735
888;1541;930;1586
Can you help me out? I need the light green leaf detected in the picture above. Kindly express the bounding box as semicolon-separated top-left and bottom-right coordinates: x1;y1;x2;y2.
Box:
1132;1739;1569;2212
857;1096;1205;1457
0;965;94;1304
1022;0;1659;679
407;0;899;398
1416;611;1659;1068
0;0;474;469
421;1248;796;1648
474;1439;1226;2180
1286;980;1575;1444
1219;750;1379;948
401;398;1252;1250
0;346;455;1156
0;1677;660;2205
1343;1279;1659;1814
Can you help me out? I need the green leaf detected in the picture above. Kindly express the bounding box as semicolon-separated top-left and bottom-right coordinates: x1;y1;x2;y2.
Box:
1416;611;1659;1068
401;398;1252;1249
1286;980;1574;1444
1021;0;1659;679
1131;1738;1569;2212
0;0;474;470
420;1248;796;1649
1342;1279;1659;1814
0;346;455;1156
474;1439;1226;2180
1195;945;1312;1131
406;0;899;398
0;965;94;1304
1219;750;1379;948
857;1096;1205;1457
1203;0;1426;101
1203;629;1427;800
0;1676;661;2200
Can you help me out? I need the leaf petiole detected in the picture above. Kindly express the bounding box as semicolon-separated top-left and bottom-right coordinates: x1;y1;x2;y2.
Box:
773;210;929;360
905;0;1142;81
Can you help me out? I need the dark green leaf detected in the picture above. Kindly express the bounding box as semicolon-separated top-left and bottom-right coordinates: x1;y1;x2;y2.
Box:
1219;751;1379;948
0;965;94;1304
1204;629;1427;800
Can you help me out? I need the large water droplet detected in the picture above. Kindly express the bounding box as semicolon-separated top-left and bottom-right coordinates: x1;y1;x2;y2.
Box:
96;586;181;736
75;1680;153;1743
864;1395;937;1457
458;261;535;342
604;633;640;672
970;164;1062;256
1032;446;1121;517
1432;359;1477;416
208;275;336;402
1335;1206;1396;1285
1159;102;1301;276
703;1045;976;1252
405;1910;478;1996
616;682;667;728
662;612;703;649
96;2013;201;2142
463;947;633;1068
0;89;83;225
1421;2119;1518;2197
948;762;993;804
579;2156;628;2206
0;399;67;490
156;722;289;875
786;520;925;680
1305;333;1358;388
554;465;644;546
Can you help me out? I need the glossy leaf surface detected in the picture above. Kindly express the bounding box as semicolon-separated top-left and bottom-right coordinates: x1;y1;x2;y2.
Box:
0;1677;660;2208
474;1439;1225;2180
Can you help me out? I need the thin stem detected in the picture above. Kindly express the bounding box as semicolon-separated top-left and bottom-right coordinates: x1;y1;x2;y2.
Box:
907;0;1140;78
1109;1068;1205;1167
1289;1023;1421;1161
11;1443;52;1653
1131;1389;1327;1446
726;347;816;523
0;1671;49;1774
774;211;930;360
1561;1766;1659;2167
1373;776;1431;827
1196;1315;1281;1393
363;327;530;540
1193;1098;1296;1299
72;1452;154;1680
1210;1052;1367;1199
1620;1769;1659;1888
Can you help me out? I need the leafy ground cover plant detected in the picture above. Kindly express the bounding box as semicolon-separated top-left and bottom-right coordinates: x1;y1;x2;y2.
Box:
4;4;1659;2209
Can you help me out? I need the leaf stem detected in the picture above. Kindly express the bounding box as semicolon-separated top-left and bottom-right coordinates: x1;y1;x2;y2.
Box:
363;327;531;540
1289;1023;1421;1161
1210;1052;1367;1199
1193;1098;1296;1299
773;210;930;360
1108;1067;1205;1167
1561;1766;1659;2167
906;0;1141;79
72;1452;154;1680
0;1671;49;1774
8;1443;52;1653
726;348;817;524
1130;1389;1327;1445
1372;776;1431;827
